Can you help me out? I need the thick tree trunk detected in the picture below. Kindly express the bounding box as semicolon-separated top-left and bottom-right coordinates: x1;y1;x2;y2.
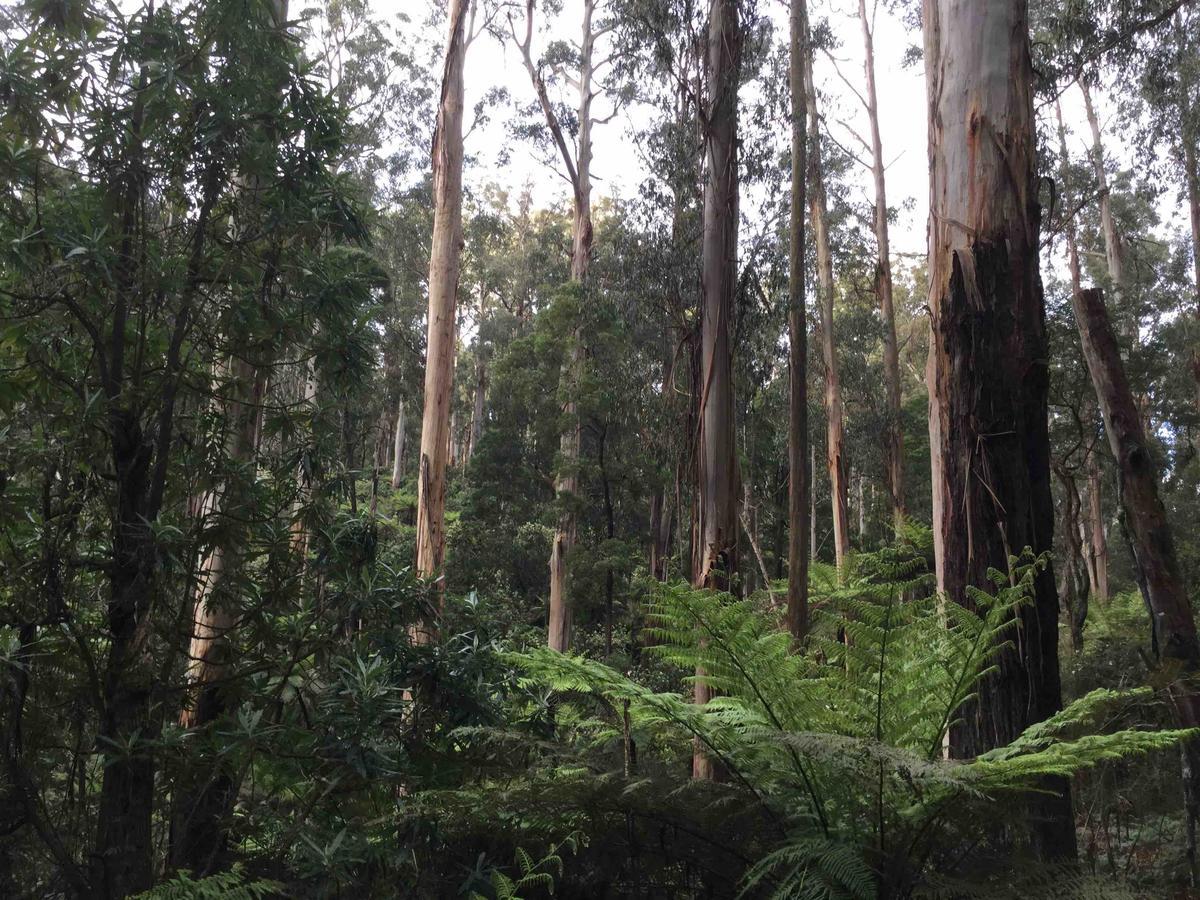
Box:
801;36;850;573
392;395;406;488
1070;282;1200;871
413;0;468;643
1071;285;1200;715
786;0;811;644
923;0;1075;859
692;0;741;781
858;0;904;531
95;439;160;898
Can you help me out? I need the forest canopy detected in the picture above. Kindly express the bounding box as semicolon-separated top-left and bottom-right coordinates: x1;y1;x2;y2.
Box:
2;0;1200;897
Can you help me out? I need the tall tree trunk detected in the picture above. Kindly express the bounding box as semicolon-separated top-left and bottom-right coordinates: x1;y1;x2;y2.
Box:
171;356;265;875
1054;464;1089;653
786;0;811;644
170;4;289;873
650;337;676;583
1086;447;1109;601
858;0;904;531
599;427;616;657
180;357;264;727
516;0;598;652
96;439;161;898
801;35;850;573
810;444;817;559
1060;88;1200;860
692;0;741;782
1071;282;1200;870
923;0;1075;859
1079;80;1126;293
290;363;319;564
392;395;406;488
1055;99;1111;606
1181;15;1200;429
467;340;487;464
1186;135;1200;426
414;0;468;643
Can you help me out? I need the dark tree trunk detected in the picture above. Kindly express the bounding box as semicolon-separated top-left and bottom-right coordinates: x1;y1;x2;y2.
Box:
786;0;811;644
94;413;162;898
923;0;1075;860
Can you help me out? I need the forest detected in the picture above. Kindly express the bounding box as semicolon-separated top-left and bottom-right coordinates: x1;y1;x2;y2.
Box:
2;0;1200;896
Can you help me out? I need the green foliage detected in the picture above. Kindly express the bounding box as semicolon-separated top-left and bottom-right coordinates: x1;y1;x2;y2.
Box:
464;833;581;900
509;547;1193;897
132;865;281;900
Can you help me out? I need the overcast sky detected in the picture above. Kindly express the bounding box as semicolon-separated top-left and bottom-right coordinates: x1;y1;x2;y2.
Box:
385;0;1176;264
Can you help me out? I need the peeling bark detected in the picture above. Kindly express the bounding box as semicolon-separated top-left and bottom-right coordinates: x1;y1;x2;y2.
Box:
923;0;1074;859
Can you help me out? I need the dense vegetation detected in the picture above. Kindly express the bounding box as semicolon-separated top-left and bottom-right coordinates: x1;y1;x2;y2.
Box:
2;0;1200;897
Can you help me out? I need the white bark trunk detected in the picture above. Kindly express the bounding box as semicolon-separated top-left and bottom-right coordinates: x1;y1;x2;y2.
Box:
801;37;850;573
413;0;469;642
391;395;406;489
517;0;598;652
858;0;905;531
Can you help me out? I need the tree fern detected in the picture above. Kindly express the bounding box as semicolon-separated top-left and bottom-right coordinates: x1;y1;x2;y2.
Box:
510;546;1193;897
132;866;281;900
